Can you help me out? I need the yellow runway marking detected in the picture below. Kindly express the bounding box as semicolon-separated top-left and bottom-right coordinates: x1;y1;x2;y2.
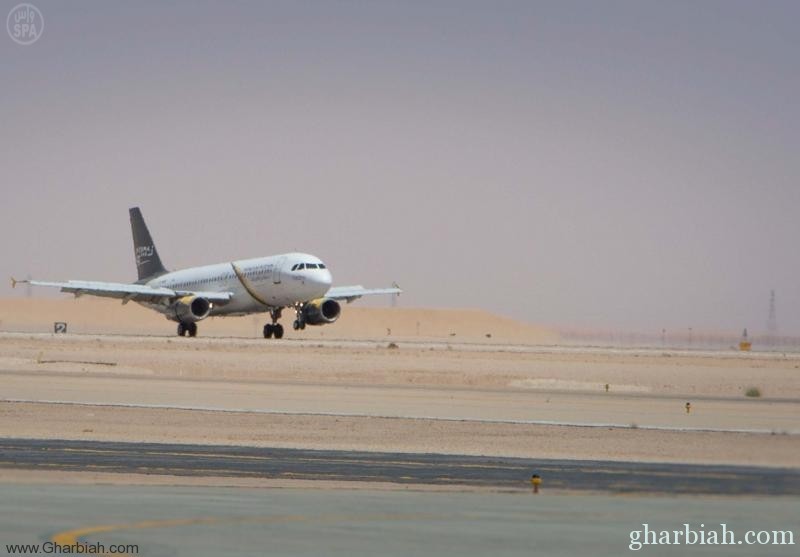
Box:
51;512;442;556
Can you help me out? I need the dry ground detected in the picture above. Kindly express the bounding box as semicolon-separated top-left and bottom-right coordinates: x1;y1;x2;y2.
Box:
1;401;798;468
0;300;798;473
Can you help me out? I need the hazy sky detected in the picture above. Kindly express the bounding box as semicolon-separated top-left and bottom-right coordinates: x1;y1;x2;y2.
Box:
2;1;799;333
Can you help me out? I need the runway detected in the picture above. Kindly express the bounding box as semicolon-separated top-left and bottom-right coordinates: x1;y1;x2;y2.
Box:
5;331;800;358
2;438;798;495
2;484;798;557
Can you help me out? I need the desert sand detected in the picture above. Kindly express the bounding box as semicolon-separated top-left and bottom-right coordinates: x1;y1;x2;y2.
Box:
2;402;798;468
0;298;798;474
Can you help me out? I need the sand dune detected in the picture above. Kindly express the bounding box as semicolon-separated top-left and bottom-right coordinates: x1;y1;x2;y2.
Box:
0;297;559;344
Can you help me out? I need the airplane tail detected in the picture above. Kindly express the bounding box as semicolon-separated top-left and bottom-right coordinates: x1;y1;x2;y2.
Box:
129;207;168;282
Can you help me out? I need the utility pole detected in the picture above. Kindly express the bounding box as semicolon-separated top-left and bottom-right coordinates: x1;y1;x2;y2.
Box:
767;289;777;344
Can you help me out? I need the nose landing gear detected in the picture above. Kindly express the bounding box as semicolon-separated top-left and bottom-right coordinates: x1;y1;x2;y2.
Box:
263;308;284;339
293;304;306;330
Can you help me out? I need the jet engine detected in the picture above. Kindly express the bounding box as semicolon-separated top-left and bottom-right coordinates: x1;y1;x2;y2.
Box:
303;298;341;325
172;295;212;322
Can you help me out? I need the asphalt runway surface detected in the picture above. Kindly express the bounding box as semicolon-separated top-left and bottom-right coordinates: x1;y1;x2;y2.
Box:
2;438;799;496
2;484;798;557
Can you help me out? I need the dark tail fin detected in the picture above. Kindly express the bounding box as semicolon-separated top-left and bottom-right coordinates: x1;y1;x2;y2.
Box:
129;207;168;281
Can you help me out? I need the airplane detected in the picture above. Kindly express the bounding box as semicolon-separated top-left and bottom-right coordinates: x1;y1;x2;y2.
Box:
12;207;401;338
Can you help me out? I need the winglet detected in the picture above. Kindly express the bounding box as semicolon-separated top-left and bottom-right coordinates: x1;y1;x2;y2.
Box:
10;277;18;289
392;281;401;295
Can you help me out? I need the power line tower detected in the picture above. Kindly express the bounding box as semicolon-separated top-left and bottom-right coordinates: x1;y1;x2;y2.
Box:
767;289;777;341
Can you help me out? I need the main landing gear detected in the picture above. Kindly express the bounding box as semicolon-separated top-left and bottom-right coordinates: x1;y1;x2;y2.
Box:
177;322;198;337
263;308;284;339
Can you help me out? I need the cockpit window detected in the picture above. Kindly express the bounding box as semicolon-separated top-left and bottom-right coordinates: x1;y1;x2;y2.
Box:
292;262;326;270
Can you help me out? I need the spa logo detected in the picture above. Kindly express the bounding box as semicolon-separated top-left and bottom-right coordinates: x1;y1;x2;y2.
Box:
7;3;43;45
135;245;154;267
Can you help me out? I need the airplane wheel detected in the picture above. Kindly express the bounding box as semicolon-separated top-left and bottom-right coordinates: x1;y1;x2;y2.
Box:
177;323;187;337
188;323;198;338
263;324;274;339
293;320;300;330
300;322;306;330
274;324;284;339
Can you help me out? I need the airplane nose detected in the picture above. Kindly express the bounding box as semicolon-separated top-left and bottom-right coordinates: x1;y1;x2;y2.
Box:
304;268;332;292
319;269;332;289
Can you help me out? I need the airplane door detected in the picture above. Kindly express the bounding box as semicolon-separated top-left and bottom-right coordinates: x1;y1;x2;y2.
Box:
273;256;287;284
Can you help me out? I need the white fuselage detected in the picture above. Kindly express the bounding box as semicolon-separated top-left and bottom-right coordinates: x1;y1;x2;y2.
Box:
141;252;332;319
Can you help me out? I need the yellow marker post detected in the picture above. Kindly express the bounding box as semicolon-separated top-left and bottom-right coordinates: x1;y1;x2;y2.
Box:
530;474;541;494
685;402;691;414
739;328;752;351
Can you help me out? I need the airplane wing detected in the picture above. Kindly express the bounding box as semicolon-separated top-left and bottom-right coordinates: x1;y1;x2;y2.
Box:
12;278;233;305
325;284;402;304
